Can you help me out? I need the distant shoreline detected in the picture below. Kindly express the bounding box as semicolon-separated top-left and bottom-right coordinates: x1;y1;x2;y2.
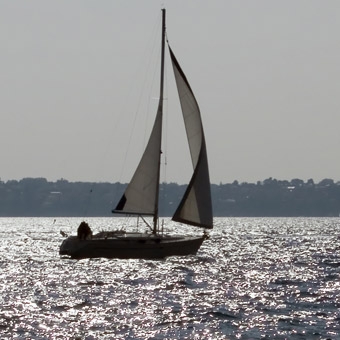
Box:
0;177;339;217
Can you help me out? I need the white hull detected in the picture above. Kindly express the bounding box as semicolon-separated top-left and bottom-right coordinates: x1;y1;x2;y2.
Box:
59;233;206;259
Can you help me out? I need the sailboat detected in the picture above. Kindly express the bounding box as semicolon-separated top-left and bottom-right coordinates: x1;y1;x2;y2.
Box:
59;9;213;259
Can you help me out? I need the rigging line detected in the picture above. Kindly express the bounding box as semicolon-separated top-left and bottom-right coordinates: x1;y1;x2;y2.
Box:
117;13;162;183
144;42;163;148
85;12;161;189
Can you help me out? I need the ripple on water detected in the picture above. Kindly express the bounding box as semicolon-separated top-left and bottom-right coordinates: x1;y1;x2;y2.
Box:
0;217;340;339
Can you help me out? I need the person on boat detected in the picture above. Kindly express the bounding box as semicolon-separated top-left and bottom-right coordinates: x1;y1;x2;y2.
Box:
77;221;92;240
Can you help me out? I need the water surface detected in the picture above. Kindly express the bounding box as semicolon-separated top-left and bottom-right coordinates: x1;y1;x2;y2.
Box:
0;217;339;339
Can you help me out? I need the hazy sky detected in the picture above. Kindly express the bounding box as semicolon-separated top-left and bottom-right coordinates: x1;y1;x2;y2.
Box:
1;1;340;184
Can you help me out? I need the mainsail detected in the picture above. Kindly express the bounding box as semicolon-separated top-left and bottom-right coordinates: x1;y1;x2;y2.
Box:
113;10;166;223
112;10;165;233
169;47;213;229
113;104;162;216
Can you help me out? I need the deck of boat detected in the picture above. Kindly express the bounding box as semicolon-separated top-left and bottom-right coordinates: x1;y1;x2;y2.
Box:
59;233;205;259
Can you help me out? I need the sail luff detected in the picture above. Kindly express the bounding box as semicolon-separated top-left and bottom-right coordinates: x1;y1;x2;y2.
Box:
168;46;213;229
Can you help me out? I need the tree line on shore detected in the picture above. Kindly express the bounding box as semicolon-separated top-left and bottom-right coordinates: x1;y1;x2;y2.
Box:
0;177;339;217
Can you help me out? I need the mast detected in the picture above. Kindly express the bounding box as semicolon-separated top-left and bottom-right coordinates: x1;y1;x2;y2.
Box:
152;8;166;233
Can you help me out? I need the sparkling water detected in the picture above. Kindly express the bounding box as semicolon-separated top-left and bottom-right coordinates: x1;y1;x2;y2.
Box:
0;217;339;339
